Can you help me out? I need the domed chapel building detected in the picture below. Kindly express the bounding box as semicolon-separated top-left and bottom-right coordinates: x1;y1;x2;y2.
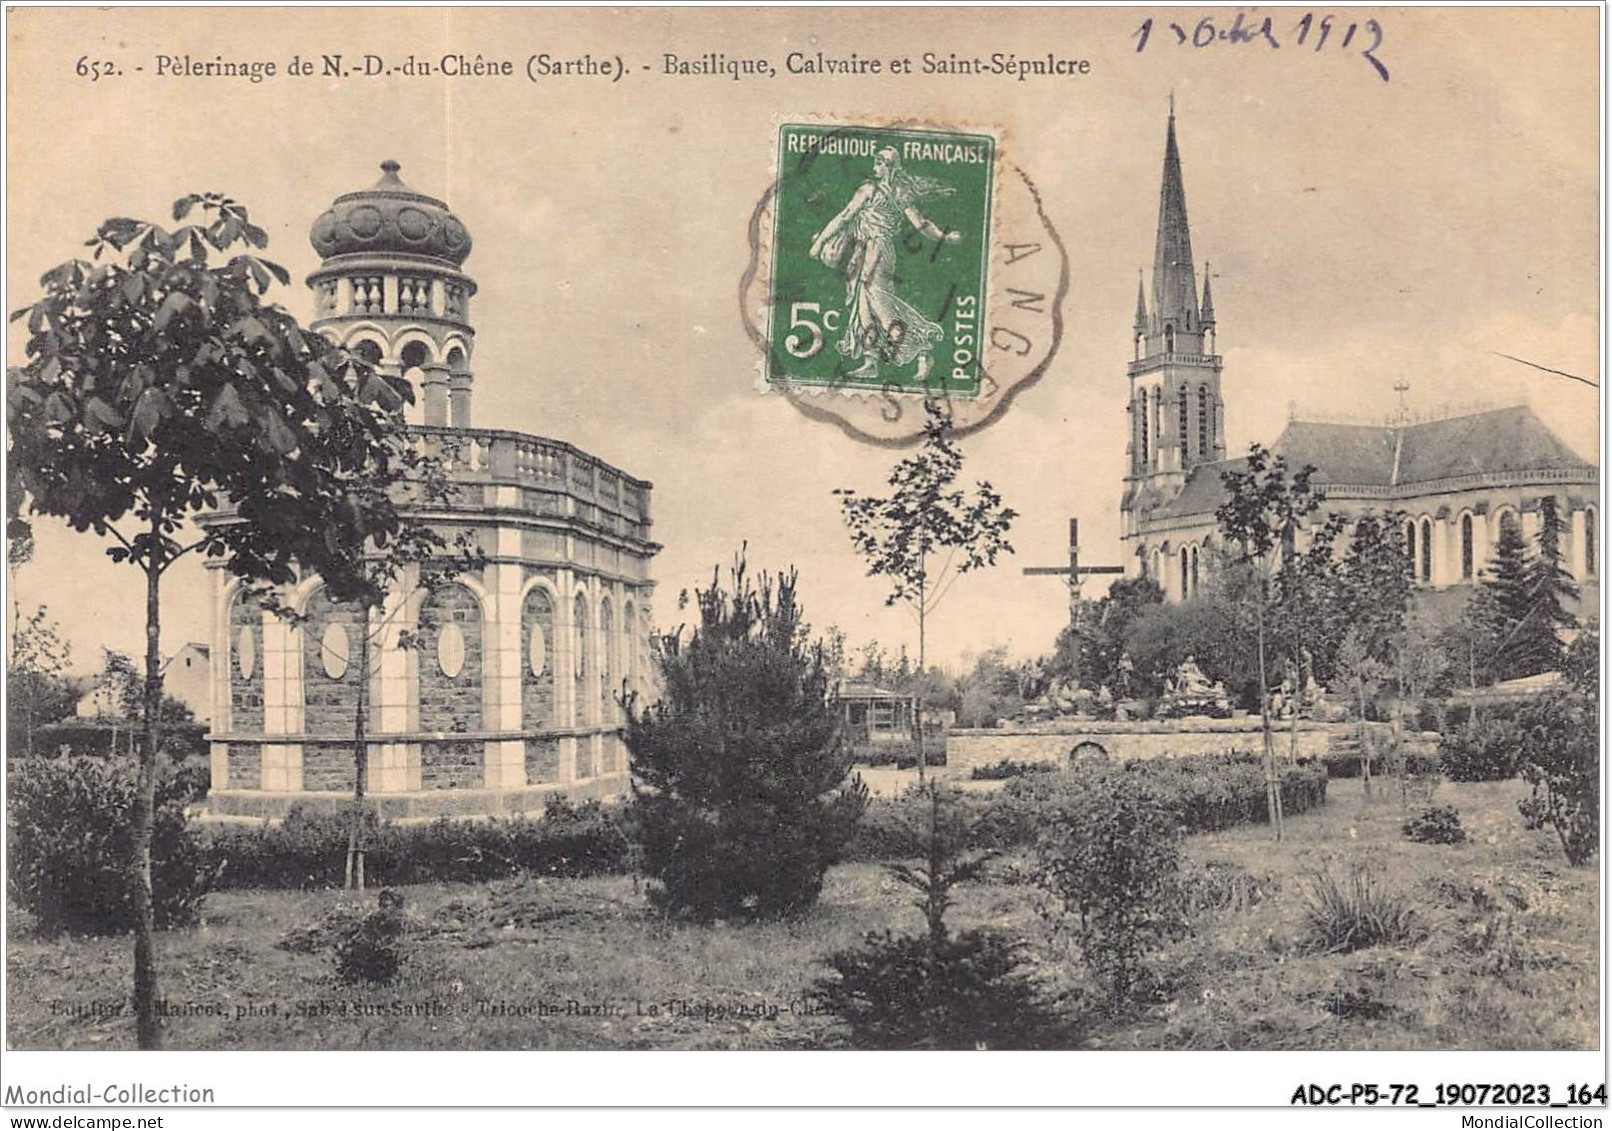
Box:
205;163;659;818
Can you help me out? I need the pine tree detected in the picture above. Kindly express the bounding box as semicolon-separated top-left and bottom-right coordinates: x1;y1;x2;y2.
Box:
625;553;868;920
1481;505;1574;681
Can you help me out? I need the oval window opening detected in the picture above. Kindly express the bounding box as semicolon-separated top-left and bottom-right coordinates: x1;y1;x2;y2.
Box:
237;625;256;680
321;622;350;680
438;622;466;678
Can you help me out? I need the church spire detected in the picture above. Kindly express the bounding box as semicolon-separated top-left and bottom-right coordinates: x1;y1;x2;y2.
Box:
1200;264;1216;326
1134;270;1148;333
1152;109;1200;333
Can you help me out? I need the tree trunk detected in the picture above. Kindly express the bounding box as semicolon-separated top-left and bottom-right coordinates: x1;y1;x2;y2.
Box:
347;613;372;891
1358;682;1373;799
1255;585;1283;840
133;537;163;1049
916;558;927;785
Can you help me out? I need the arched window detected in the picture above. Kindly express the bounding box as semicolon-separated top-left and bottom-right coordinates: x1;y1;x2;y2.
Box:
1419;519;1433;583
1165;324;1175;353
1179;547;1189;598
599;598;614;722
1138;392;1149;467
1587;508;1598;578
1190;546;1200;594
1152;389;1162;463
1461;513;1474;580
353;339;383;366
1404;520;1417;577
1178;384;1190;459
1197;385;1209;457
573;594;590;728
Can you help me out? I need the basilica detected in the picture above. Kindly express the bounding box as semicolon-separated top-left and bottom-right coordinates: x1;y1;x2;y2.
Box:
205;163;658;818
1121;113;1600;619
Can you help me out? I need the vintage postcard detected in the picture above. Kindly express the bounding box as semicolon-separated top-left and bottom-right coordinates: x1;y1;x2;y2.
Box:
2;3;1603;1115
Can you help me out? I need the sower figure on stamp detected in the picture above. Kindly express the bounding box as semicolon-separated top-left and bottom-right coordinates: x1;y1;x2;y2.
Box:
809;146;961;382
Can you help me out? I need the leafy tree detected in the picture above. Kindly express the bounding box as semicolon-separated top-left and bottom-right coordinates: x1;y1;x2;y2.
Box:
838;401;1016;779
1562;618;1598;696
1051;576;1163;697
7;192;423;1048
1516;691;1597;866
625;553;868;920
1215;443;1325;838
1524;495;1579;664
1333;629;1389;793
1034;770;1187;1005
7;604;75;755
1121;592;1253;704
1336;512;1412;668
276;455;480;892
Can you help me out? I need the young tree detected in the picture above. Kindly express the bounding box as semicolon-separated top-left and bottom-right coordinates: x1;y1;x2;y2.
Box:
625;553;868;920
270;446;480;892
8;193;424;1048
1215;443;1325;838
1333;629;1388;794
815;784;1064;1049
837;401;1016;779
7;604;75;755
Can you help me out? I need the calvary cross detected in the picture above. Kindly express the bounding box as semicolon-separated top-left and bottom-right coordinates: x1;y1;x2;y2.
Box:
1023;518;1124;688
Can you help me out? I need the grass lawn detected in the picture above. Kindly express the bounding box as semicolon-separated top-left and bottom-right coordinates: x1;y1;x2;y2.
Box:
5;777;1598;1050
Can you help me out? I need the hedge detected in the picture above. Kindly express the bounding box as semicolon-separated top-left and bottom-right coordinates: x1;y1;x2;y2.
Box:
204;795;632;890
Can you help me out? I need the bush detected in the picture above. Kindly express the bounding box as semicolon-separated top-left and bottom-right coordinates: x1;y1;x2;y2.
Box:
1402;805;1467;845
1515;692;1598;866
1300;864;1421;953
996;754;1326;844
815;928;1065;1049
626;561;867;921
1440;718;1523;781
6;754;211;934
969;758;1056;781
333;891;406;985
27;719;208;762
1033;770;1187;1003
205;797;631;890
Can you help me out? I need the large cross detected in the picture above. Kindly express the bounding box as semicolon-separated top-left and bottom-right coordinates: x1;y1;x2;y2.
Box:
1023;518;1124;688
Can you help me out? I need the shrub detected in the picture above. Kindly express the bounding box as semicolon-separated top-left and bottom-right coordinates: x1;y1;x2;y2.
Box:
1515;692;1598;866
205;798;631;890
996;754;1326;844
1033;770;1187;1003
333;891;406;985
6;754;211;934
27;719;208;762
969;758;1056;781
816;928;1064;1049
626;560;867;920
1300;864;1421;953
1402;805;1467;845
1439;718;1523;781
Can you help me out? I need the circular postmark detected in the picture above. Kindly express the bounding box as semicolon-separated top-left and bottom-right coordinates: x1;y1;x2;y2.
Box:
741;119;1068;447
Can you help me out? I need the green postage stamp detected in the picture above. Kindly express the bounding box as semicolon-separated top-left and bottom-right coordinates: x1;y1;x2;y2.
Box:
766;123;996;397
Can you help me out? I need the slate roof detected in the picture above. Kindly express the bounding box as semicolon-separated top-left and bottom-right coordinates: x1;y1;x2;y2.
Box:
1147;406;1592;522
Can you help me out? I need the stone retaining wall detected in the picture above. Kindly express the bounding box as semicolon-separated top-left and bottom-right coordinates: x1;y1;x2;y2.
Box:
947;720;1344;774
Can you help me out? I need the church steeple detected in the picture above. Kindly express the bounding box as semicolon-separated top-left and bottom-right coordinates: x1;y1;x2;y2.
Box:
1151;110;1200;339
1134;272;1149;333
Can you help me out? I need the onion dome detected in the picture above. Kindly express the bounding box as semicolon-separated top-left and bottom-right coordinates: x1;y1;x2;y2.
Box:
309;160;472;267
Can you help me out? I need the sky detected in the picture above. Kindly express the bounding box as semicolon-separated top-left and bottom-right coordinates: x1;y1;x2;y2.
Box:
5;6;1601;676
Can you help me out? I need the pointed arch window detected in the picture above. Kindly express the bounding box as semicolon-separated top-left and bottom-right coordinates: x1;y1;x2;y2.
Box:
1138;391;1149;468
1419;518;1433;584
1164;324;1175;353
1461;513;1474;579
1404;520;1417;577
1180;547;1189;598
1197;385;1209;457
1178;384;1190;459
